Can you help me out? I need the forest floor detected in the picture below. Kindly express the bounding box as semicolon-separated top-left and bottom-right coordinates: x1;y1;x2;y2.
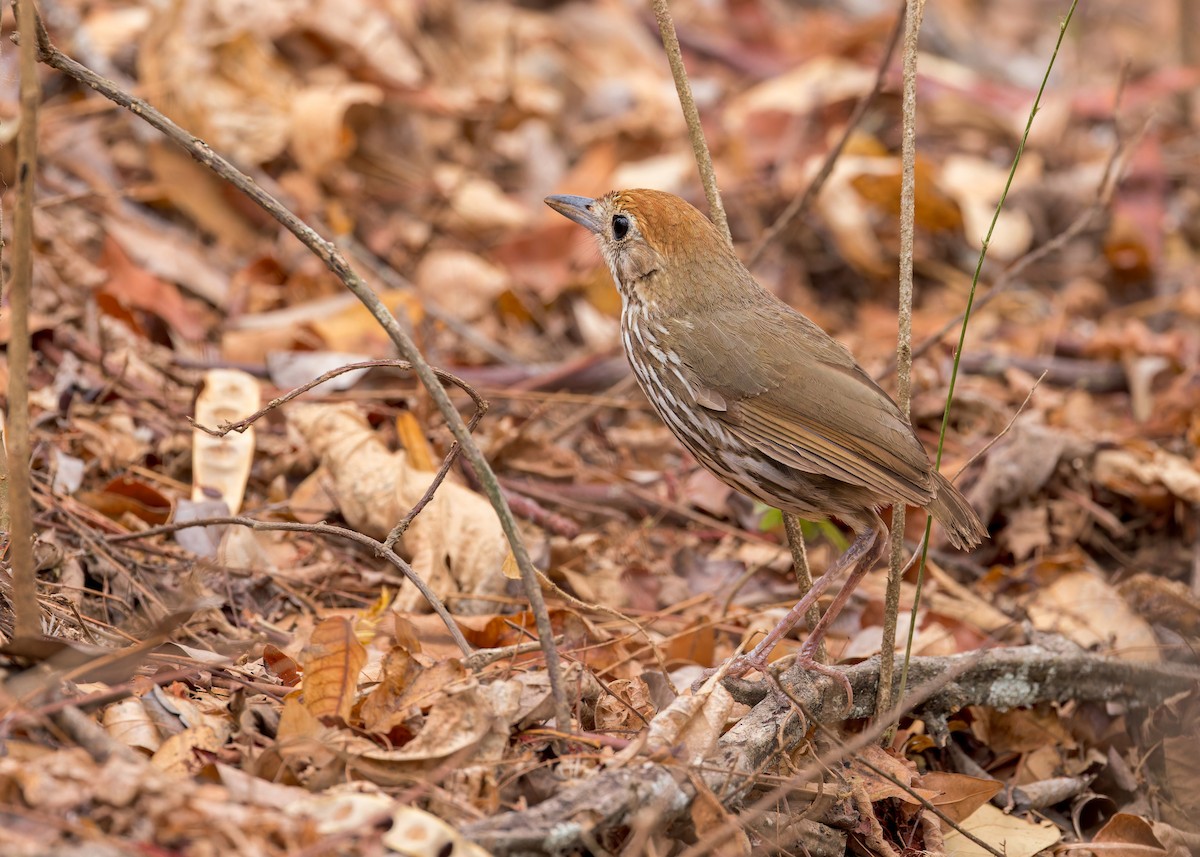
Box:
1;0;1198;855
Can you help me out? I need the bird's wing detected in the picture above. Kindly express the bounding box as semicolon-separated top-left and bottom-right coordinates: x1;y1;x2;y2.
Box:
673;304;936;505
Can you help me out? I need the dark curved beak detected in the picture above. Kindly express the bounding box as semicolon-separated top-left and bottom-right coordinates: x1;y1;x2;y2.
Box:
545;194;601;233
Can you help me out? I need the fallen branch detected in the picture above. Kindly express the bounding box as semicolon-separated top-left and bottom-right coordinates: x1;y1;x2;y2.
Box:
465;645;1200;854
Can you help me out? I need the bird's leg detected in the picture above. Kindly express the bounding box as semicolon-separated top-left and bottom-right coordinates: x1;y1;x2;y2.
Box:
787;525;889;707
720;526;884;682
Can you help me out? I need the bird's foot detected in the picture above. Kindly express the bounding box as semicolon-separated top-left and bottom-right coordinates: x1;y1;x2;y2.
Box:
786;656;854;711
691;651;773;692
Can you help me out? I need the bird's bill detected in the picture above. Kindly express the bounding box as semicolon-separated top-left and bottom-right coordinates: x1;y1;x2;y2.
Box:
545;194;601;233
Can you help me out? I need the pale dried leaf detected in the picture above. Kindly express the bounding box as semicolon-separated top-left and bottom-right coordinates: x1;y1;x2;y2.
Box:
192;369;260;514
1027;569;1161;662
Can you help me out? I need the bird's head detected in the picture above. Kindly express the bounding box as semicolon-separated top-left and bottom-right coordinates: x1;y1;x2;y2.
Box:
545;188;734;305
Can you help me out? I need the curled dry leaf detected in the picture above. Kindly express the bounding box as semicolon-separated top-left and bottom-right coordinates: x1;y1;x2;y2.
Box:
290;81;384;177
940;153;1036;260
288;404;511;613
1092;813;1169;857
594;676;657;736
140;1;295;165
1094;446;1200;504
640;682;733;765
192;368;260;515
352;684;495;780
846;745;932;805
1118;574;1200;637
103;698;163;754
298;0;423;88
434;166;531;232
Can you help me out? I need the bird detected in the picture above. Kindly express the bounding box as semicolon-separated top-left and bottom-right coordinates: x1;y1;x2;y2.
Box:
546;188;987;687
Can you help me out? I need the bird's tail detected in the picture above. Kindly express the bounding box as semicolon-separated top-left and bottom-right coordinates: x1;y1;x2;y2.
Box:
928;472;988;550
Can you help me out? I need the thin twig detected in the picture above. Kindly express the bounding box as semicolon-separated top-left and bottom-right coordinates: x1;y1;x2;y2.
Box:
651;0;730;244
6;0;42;638
104;515;473;658
955;372;1046;480
31;23;573;731
782;515;824;664
876;0;926;736
747;2;906;268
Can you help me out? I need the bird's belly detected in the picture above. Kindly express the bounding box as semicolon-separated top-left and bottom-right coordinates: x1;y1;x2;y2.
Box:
626;349;832;519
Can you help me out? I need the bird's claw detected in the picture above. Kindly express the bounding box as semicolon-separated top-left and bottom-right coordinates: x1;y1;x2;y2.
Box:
690;651;772;692
786;657;854;711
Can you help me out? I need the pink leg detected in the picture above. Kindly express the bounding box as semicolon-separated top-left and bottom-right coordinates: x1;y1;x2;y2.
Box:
720;525;886;681
789;526;888;706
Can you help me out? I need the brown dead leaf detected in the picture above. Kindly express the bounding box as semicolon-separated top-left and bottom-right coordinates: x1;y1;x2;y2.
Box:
640;681;732;765
309;290;425;355
300;616;368;723
1118;574;1200;637
1093;813;1168;857
1163;733;1200;821
1004;504;1051;561
290;81;383;177
140;2;295;165
919;771;1003;825
970;705;1076;756
415;249;511;322
78;476;172;526
846;744;932;804
939;153;1035;260
297;0;422;88
593;677;656;736
353;684;494;780
1095;447;1200;504
98;237;212;341
263;644;301;687
358;647;426;735
395;411;436;472
689;776;751;857
850;157;964;234
103;698;163;754
105;214;229;306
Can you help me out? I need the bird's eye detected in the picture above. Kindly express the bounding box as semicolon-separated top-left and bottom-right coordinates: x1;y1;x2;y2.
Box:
612;214;631;240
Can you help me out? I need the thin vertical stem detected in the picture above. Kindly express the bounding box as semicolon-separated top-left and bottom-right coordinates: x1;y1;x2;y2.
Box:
7;0;43;639
651;0;730;244
875;0;926;734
